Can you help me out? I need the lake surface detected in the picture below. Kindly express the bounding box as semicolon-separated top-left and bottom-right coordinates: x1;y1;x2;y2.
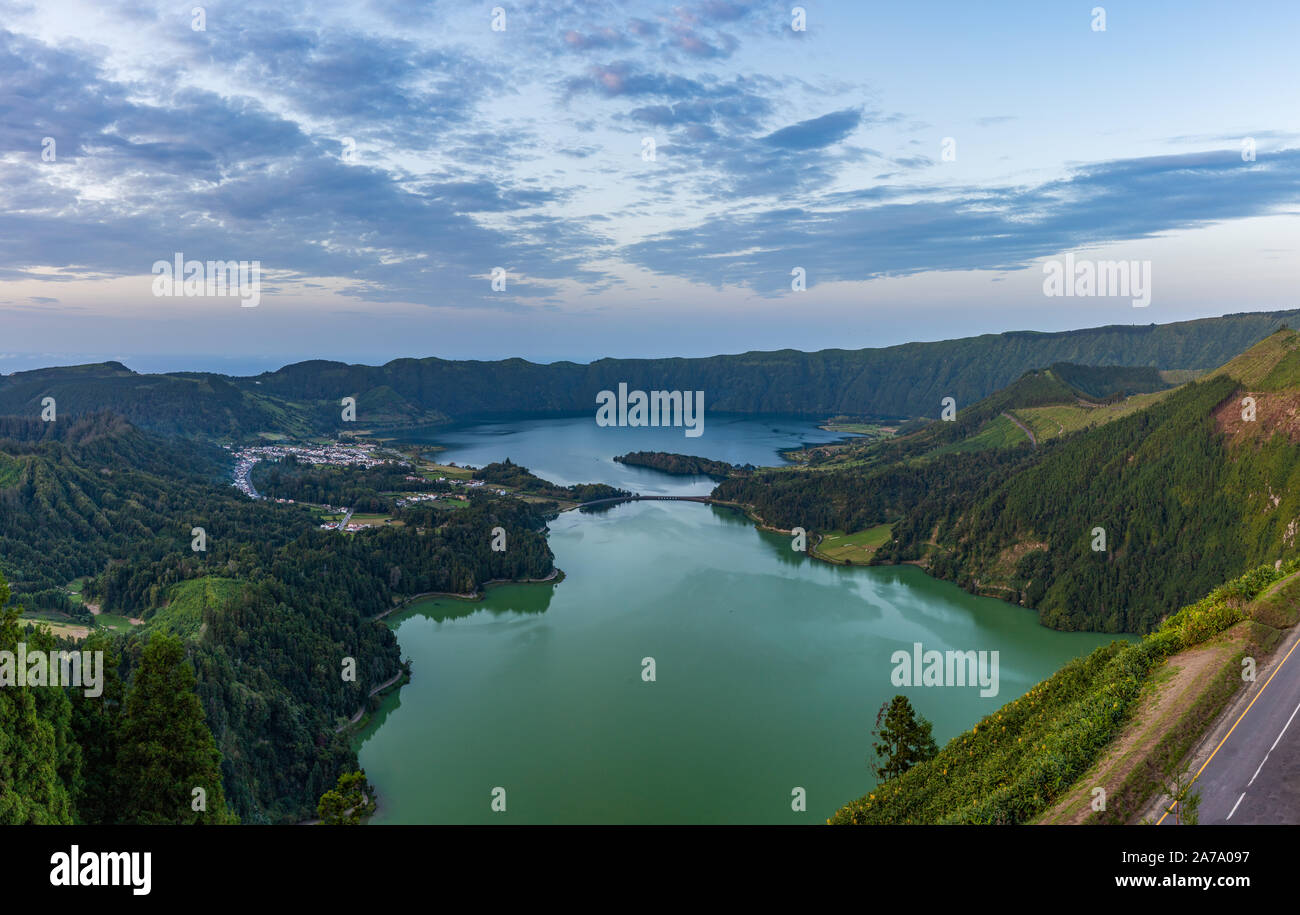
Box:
356;417;1129;824
408;413;849;494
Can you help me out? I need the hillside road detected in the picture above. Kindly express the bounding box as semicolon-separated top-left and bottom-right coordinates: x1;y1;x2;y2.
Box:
1155;621;1300;824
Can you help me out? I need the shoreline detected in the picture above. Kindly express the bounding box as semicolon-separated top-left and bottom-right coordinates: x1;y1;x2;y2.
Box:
369;567;564;621
346;566;564;825
335;668;409;734
714;497;1043;610
707;499;875;567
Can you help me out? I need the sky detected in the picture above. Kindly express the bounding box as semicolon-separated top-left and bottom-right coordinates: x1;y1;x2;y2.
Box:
1;0;1298;374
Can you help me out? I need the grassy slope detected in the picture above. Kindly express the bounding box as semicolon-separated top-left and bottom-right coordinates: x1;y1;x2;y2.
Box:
1039;569;1300;824
831;559;1299;824
148;577;246;640
814;524;894;563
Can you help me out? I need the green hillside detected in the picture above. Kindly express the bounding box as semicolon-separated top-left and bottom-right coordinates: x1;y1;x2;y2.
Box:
918;329;1300;632
717;329;1300;633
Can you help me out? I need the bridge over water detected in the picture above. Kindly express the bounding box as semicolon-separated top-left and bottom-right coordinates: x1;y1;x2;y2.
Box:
576;494;714;508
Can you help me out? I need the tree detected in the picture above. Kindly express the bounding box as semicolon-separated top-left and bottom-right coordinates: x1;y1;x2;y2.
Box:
1162;765;1202;825
317;769;377;825
113;633;235;824
870;695;939;782
69;629;124;824
0;572;78;824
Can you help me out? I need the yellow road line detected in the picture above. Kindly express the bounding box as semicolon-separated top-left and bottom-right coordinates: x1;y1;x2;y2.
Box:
1156;634;1300;824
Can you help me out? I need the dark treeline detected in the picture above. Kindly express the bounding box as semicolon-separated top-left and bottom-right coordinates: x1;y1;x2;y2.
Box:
237;312;1289;422
0;363;288;438
715;447;1033;535
1050;362;1170;399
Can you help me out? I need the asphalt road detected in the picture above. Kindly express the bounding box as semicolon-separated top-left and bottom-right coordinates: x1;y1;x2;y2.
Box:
1158;623;1300;824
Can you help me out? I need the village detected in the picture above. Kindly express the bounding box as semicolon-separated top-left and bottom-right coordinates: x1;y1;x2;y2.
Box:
225;440;505;532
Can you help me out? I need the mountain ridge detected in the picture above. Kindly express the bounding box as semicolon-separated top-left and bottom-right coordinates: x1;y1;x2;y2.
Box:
2;308;1298;438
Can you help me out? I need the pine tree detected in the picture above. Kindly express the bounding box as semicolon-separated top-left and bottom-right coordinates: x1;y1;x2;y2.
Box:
870;694;939;782
69;629;124;824
113;633;235;824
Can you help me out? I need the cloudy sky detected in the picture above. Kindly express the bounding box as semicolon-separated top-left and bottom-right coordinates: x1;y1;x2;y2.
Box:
1;0;1298;373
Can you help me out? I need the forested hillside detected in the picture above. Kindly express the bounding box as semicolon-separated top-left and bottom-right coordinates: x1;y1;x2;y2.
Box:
0;363;289;438
0;414;556;822
2;310;1296;438
718;330;1300;633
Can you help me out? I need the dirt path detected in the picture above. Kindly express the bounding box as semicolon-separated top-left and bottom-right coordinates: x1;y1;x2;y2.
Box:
1036;639;1237;824
1001;411;1037;447
336;670;405;732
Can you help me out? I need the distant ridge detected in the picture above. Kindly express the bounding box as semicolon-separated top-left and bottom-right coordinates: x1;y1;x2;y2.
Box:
1;309;1297;437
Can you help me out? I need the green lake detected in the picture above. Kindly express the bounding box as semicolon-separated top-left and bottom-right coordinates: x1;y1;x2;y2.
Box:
357;418;1127;823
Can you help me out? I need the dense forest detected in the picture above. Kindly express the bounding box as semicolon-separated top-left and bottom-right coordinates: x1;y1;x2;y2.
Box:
0;414;556;822
1;573;235;825
1;310;1295;439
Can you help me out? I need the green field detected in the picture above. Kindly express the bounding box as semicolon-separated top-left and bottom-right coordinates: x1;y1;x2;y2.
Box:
425;499;469;510
94;612;139;632
19;616;91;640
350;512;399;525
148;576;245;639
418;461;476;481
65;577;86;605
932;413;1030;453
1016;389;1179;442
814;524;894;562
